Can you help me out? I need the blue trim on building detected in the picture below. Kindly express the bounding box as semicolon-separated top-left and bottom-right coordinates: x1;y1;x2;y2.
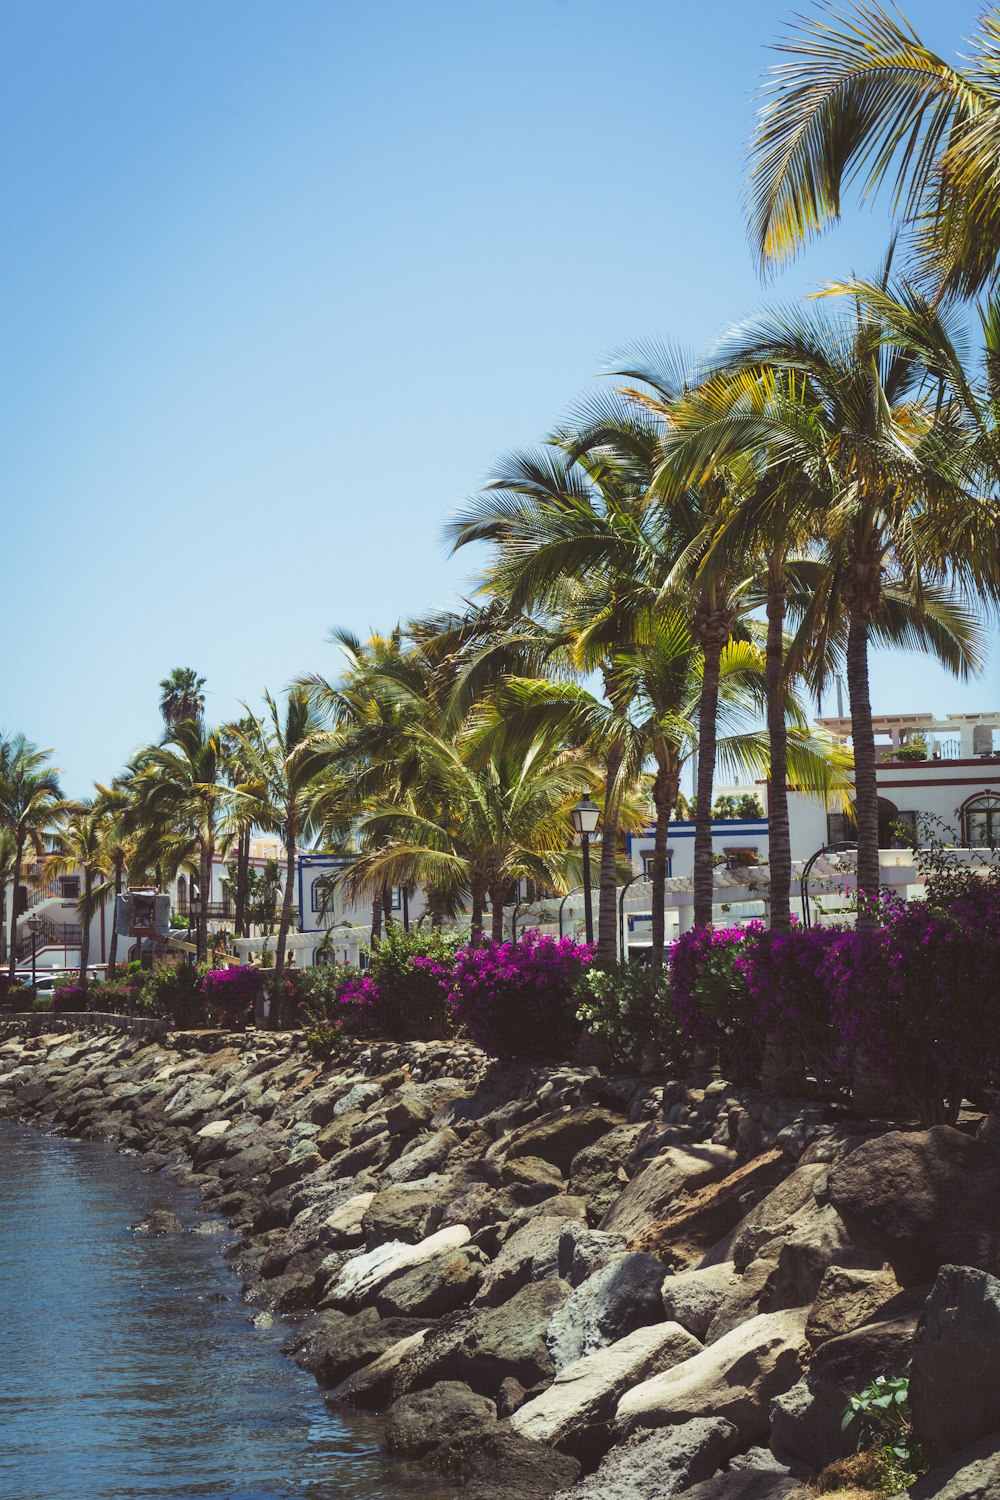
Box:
626;818;769;852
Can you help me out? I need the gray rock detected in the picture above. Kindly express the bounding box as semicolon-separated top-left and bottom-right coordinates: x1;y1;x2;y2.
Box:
381;1127;461;1184
132;1209;182;1234
806;1265;900;1348
500;1154;566;1205
678;1478;810;1500
429;1428;580;1500
910;1264;1000;1463
512;1322;703;1448
769;1307;918;1470
385;1381;497;1457
662;1263;741;1342
475;1215;578;1307
557;1227;629;1287
551;1417;738;1499
328;1225;471;1309
546;1252;669;1371
505;1109;623;1174
568;1123;646;1224
322;1329;428;1408
905;1430;1000;1500
617;1309;809;1447
761;1203;880;1312
361;1180;444;1248
375;1245;490;1319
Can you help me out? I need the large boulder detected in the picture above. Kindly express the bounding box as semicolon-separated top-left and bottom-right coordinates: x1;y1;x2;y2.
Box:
505;1109;622;1175
474;1215;578;1307
661;1263;741;1343
385;1381;497;1458
616;1309;809;1446
396;1277;572;1399
910;1265;1000;1463
381;1127;462;1185
361;1179;444;1248
760;1203;881;1312
293;1308;428;1388
511;1322;703;1449
550;1418;738;1500
700;1161;828;1269
429;1428;581;1500
322;1329;428;1408
670;1479;810;1500
326;1224;471;1308
546;1253;668;1371
374;1244;490;1319
769;1307;919;1470
637;1151;792;1271
567;1123;646;1224
322;1191;376;1249
806;1265;900;1348
600;1145;737;1240
828;1127;1000;1287
905;1431;1000;1500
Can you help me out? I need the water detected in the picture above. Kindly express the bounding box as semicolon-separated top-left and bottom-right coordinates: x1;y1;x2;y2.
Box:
0;1125;453;1500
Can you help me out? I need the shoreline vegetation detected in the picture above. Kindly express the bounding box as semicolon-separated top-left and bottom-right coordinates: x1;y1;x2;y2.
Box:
6;1020;1000;1500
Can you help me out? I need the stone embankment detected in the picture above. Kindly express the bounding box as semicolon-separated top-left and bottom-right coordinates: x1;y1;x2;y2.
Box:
2;1022;1000;1500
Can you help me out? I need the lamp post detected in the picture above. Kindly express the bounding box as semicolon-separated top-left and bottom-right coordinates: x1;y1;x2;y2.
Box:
571;797;600;946
27;914;42;993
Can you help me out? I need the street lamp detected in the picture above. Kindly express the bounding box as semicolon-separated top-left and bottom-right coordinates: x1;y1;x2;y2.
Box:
570;797;600;946
27;914;42;992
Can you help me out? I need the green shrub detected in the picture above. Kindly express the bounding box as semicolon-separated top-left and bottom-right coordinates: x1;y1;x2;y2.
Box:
366;927;460;1040
576;963;679;1070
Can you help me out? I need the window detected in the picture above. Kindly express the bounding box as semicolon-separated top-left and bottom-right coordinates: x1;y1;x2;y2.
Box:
390;886;403;912
826;812;855;844
963;794;1000;848
641;851;673;878
59;877;80;900
311;877;334;915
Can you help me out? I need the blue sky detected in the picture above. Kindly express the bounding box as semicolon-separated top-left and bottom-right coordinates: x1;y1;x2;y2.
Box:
3;0;996;796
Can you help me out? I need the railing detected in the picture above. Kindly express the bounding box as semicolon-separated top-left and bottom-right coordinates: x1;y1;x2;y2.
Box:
177;900;234;920
14;917;83;962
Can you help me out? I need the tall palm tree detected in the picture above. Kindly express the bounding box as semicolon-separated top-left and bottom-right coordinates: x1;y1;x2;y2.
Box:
158;668;206;730
697;299;985;922
43;799;112;991
747;2;1000;299
0;735;63;977
227;689;332;976
132;720;229;961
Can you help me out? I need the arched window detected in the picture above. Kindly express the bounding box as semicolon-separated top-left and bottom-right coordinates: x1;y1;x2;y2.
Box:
963;794;1000;848
177;874;188;913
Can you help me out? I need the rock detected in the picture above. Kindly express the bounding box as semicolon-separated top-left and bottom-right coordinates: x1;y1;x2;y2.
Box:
361;1180;443;1248
505;1109;622;1175
551;1417;738;1500
910;1264;1000;1463
323;1192;376;1249
512;1322;703;1448
323;1330;428;1408
132;1209;182;1234
375;1245;489;1318
429;1428;580;1500
385;1381;497;1458
769;1308;918;1470
600;1145;737;1240
636;1152;791;1271
661;1263;741;1342
399;1277;572;1400
326;1225;471;1308
381;1127;461;1184
475;1215;579;1307
289;1308;426;1387
498;1376;530;1417
700;1160;827;1268
828;1127;1000;1287
806;1265;900;1347
546;1253;669;1371
672;1478;810;1500
905;1431;1000;1500
705;1248;784;1343
567;1124;646;1224
500;1155;566;1205
196;1118;232;1138
616;1309;809;1446
557;1227;629;1287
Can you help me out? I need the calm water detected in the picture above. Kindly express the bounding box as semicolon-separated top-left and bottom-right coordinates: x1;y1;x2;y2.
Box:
0;1125;452;1500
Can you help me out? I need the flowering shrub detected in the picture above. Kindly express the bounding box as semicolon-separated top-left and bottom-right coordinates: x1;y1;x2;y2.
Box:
575;963;679;1070
669;925;761;1079
202;965;262;1028
736;925;843;1057
50;984;88;1013
439;930;592;1061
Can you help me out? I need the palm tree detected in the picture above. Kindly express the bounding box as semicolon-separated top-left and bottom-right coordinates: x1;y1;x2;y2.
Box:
227;689;332;976
43;800;112;991
132;720;229;960
0;735;63;977
158;668;206;730
747;2;1000;299
698;298;985;923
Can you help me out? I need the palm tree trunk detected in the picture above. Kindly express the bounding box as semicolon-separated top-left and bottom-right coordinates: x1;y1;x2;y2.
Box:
8;841;23;979
108;853;123;979
693;616;729;930
274;810;296;976
235;827;250;938
649;755;679;971
370;895;383;948
381;883;393;933
197;839;211;962
79;874;92;990
490;883;506;943
470;879;486;945
766;561;791;931
846;602;880;928
597;740;624;965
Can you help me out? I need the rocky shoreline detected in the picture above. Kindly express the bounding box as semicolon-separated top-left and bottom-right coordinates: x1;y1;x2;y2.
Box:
2;1022;1000;1500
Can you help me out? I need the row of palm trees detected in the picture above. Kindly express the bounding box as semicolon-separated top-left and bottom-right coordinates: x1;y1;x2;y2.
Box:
4;5;1000;990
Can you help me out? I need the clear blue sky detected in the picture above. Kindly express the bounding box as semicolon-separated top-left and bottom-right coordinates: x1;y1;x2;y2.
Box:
3;0;996;796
